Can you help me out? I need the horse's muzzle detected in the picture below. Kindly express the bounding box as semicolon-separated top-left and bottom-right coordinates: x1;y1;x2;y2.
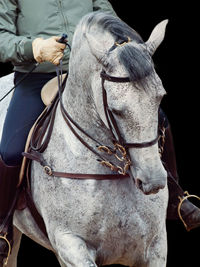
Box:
135;167;167;195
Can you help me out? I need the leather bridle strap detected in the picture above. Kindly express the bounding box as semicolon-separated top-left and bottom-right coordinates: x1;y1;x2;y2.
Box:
100;69;159;149
101;70;130;145
100;70;130;83
125;135;159;148
23;150;129;180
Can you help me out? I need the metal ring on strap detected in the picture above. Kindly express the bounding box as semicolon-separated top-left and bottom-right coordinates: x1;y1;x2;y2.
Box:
178;191;200;231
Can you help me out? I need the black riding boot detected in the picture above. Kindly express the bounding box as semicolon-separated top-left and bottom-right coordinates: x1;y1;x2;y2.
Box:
0;156;20;266
161;125;200;231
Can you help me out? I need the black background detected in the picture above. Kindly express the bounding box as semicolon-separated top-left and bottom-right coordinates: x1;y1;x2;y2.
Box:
0;1;199;266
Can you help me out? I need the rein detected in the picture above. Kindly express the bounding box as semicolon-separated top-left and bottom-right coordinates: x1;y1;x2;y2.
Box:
56;65;130;176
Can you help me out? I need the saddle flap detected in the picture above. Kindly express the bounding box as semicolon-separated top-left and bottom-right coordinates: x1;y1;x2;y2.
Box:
41;73;67;106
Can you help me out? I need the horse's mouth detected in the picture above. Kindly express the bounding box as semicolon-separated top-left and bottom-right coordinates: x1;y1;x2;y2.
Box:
136;179;143;191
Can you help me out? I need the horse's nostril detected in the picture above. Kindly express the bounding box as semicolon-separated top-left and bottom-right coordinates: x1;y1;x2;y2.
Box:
151;186;160;195
136;179;143;191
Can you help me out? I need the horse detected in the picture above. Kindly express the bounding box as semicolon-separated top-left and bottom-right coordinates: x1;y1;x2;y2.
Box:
0;12;169;267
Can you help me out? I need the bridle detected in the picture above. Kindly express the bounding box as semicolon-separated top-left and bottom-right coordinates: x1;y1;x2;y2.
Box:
24;41;160;180
56;62;159;177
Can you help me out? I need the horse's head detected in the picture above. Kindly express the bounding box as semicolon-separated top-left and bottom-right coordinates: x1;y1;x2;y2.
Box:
71;13;168;195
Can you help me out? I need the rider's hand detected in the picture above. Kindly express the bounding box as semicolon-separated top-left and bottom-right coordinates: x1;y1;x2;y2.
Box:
32;36;66;65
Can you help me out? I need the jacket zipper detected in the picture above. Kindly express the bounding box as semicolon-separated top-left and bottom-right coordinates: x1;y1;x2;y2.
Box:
58;0;68;32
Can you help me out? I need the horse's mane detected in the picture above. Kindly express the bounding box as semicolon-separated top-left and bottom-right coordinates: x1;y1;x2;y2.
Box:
83;12;154;82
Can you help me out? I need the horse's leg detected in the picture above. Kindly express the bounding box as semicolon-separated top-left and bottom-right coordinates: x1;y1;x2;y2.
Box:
144;228;167;267
54;232;97;267
4;227;22;267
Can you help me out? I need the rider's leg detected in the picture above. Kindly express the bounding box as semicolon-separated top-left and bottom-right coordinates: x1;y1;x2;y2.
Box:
0;157;20;266
0;72;56;264
0;72;56;165
159;109;200;231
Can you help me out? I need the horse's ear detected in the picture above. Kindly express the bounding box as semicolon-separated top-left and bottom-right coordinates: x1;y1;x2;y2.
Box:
145;19;168;55
85;32;106;62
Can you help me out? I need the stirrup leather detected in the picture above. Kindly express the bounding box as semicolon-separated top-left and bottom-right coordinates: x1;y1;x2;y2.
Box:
178;191;200;231
0;233;11;265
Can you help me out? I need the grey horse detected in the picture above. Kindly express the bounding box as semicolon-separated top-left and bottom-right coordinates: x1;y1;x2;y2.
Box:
0;12;169;267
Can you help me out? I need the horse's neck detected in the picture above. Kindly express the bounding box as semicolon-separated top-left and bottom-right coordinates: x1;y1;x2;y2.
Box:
63;80;96;129
61;70;113;147
46;79;113;174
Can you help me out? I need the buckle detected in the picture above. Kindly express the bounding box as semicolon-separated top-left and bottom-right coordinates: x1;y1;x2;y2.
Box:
178;191;200;231
115;36;131;47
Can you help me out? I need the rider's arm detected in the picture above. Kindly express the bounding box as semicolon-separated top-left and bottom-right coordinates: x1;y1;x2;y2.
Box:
0;0;34;64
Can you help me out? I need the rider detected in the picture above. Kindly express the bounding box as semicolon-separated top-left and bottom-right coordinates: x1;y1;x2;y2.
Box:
0;0;199;264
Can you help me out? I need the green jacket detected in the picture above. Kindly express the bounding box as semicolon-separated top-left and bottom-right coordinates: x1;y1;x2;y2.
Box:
0;0;116;73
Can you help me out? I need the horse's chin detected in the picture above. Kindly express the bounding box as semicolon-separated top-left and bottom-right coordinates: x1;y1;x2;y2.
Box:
136;179;164;195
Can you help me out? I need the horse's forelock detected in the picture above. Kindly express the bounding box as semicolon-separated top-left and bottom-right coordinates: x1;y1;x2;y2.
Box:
83;12;154;82
118;45;154;82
